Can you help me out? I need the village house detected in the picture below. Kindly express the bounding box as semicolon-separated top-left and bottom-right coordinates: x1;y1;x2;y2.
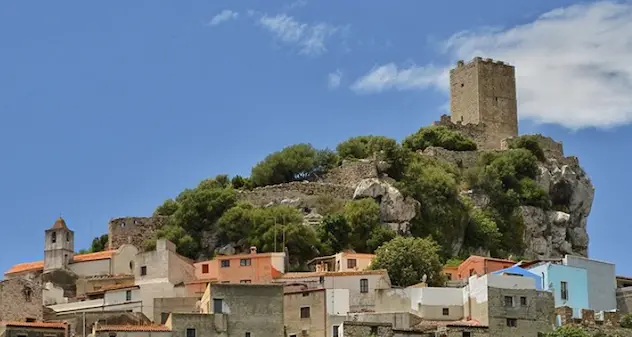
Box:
284;286;350;337
521;255;616;316
133;239;196;322
193;246;285;284
47;284;142;315
275;270;391;312
442;256;515;282
0;278;44;323
306;252;375;273
0;321;68;337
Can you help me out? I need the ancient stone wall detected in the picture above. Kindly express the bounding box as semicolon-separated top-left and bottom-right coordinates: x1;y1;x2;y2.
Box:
420;147;480;169
239;181;355;208
501;134;565;159
321;159;379;186
433;115;494;150
341;321;395;337
0;278;43;322
108;216;169;251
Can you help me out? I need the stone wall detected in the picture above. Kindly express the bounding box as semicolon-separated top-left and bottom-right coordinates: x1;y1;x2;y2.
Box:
238;181;355;208
434;115;494;150
322;159;379;186
617;288;632;313
0;278;43;322
419;147;480;169
485;287;554;337
342;321;394;337
153;297;201;324
108;216;169;251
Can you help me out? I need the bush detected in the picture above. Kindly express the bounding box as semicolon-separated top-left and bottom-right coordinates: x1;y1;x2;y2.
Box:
403;126;477;152
336;135;399;160
621;313;632;328
508;135;546;161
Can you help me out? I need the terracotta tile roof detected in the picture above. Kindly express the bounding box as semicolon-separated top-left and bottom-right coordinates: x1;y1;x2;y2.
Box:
279;269;388;279
72;250;115;262
1;321;67;329
95;325;170;332
5;250;116;275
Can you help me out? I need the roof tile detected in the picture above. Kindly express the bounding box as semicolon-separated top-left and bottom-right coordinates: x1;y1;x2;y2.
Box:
5;250;116;275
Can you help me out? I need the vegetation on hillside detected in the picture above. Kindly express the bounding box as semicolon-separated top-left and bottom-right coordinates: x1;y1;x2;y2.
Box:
83;128;549;281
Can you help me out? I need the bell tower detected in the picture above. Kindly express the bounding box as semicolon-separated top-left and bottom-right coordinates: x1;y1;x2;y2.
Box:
44;217;75;272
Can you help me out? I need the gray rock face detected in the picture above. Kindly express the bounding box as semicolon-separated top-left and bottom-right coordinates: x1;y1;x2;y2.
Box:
353;178;420;224
521;157;594;259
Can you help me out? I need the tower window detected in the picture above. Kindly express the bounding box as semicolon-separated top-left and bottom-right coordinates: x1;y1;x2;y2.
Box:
51;232;57;243
66;233;70;242
461;83;464;87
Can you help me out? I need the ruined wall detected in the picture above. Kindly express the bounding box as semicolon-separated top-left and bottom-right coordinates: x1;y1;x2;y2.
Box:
433;115;494;151
342;321;394;337
0;278;43;322
238;181;355;208
322;159;379;186
419;147;480;170
108;216;169;251
501;134;565;159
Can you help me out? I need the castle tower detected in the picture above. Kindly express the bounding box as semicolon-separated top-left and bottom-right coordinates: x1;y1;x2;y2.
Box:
449;57;519;149
44;217;75;272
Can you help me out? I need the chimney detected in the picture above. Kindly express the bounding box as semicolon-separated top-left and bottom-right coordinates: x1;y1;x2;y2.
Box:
250;246;257;254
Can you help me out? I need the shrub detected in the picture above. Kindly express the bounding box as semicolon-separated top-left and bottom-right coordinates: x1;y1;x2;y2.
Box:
403;126;477;152
508;135;546;161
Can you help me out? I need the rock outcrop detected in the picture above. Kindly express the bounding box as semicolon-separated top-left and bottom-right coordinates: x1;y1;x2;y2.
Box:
353;178;420;233
521;156;594;258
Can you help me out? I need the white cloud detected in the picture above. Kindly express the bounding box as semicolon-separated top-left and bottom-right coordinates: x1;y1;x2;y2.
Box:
258;14;347;56
284;0;308;11
352;1;632;129
328;70;342;89
209;10;239;26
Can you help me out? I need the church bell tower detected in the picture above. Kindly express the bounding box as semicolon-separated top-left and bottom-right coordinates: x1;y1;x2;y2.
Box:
44;217;75;272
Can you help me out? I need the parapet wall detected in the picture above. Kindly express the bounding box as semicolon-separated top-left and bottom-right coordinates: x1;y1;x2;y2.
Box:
434;114;496;150
555;306;625;335
321;159;379;186
108;216;169;251
239;181;355;207
502;134;565;159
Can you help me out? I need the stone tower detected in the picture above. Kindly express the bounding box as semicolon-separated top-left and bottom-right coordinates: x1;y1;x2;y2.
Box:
449;57;519;149
44;217;75;272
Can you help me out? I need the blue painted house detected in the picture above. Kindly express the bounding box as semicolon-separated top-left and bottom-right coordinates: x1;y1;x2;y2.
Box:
527;261;589;317
492;265;543;290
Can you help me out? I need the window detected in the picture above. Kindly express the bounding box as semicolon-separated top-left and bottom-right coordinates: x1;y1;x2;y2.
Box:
160;312;169;324
319;276;325;283
126;290;132;301
347;259;357;269
240;258;251;266
520;296;527;306
289;335;297;337
245;333;251;337
561;281;568;301
446;273;452;281
129;261;134;271
504;296;513;307
66;233;70;242
360;278;369;293
221;260;230;268
370;326;378;334
302;292;309;297
120;222;126;228
300;306;310;318
186;328;196;337
333;326;339;337
462;332;471;337
213;298;223;313
25;318;36;323
51;232;57;243
140;266;147;276
202;264;209;274
442;308;449;316
240;280;251;284
24;287;32;302
109;333;116;337
506;318;517;327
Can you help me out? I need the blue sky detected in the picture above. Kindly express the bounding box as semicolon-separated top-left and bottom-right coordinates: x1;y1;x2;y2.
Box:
1;0;631;276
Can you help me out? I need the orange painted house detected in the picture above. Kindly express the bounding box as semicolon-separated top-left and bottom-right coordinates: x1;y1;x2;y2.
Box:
194;247;285;284
443;255;516;281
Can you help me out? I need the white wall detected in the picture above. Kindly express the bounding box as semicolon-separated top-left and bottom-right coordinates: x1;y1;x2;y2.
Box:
136;279;179;322
419;287;463;306
70;259;111;277
479;273;536;290
104;288;141;307
564;255;617;311
43;282;66;305
111;244;139;275
326;289;350;315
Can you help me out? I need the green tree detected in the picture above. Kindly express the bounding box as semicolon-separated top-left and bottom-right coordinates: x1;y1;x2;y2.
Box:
507;135;546;161
230;175;247;189
154;199;179;216
251;144;338;187
545;326;589;337
79;234;109;254
343;198;382;253
317;214;352;256
336;135;410;179
367;226;397;252
402;126;477;152
370;236;446;287
170;186;237;233
146;224;198;258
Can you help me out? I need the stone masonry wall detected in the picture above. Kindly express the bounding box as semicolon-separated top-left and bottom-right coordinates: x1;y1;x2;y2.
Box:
108;216;169;251
501;134;565;159
342;321;395;337
0;278;43;322
434;115;495;150
486;287;554;337
239;181;355;207
420;147;480;169
322;159;379;186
